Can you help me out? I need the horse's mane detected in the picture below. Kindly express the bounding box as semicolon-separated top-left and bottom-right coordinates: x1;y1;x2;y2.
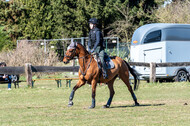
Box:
76;42;89;54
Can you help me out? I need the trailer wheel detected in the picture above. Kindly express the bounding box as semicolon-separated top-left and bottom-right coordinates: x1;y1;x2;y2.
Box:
11;75;19;82
146;80;150;83
159;79;163;83
175;70;188;82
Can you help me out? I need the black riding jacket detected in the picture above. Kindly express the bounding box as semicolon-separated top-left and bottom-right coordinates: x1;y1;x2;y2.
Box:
88;27;104;51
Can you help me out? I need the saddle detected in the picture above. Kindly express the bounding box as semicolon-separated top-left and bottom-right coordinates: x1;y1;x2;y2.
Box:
94;52;115;70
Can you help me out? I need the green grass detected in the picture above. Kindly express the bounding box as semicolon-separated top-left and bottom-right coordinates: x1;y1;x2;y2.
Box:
0;80;190;126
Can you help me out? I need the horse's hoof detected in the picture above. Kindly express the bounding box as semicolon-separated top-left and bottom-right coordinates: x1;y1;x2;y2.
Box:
88;106;95;109
135;102;140;106
102;105;110;108
68;101;73;107
68;104;73;107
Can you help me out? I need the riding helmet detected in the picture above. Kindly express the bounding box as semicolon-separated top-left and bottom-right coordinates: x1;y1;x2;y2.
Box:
89;18;98;24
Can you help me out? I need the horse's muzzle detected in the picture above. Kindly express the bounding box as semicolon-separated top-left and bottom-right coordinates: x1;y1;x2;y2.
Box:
63;57;70;64
63;60;70;64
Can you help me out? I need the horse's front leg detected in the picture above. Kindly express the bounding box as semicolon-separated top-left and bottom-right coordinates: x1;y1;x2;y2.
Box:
68;79;85;107
89;79;97;109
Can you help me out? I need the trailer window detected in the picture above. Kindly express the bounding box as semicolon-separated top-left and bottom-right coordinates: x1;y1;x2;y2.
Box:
164;28;190;41
144;30;161;44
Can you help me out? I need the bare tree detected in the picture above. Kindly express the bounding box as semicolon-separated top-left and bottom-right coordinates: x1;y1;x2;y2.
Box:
156;0;190;24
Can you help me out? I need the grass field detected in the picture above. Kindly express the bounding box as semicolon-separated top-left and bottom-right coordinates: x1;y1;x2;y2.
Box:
0;79;190;126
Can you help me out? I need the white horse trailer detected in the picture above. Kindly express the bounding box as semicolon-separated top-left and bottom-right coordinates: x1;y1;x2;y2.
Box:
130;23;190;82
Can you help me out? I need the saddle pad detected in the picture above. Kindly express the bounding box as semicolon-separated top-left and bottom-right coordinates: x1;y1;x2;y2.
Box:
94;53;115;69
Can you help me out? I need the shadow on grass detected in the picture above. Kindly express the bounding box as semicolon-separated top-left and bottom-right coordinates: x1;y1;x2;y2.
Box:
110;103;165;108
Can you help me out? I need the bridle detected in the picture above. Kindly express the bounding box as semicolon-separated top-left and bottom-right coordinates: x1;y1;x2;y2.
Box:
65;48;76;59
64;45;93;77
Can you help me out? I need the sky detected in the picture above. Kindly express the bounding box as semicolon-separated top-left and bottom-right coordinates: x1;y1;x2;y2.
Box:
164;0;172;6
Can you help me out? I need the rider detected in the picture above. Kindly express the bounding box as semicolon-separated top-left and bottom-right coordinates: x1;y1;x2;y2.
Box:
88;18;108;79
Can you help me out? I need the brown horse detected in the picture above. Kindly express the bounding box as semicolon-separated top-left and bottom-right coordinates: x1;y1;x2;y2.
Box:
63;42;140;108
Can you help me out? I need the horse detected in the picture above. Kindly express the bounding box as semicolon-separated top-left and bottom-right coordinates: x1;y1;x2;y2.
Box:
63;42;140;109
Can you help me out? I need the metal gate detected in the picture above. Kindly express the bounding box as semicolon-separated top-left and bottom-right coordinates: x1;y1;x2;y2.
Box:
17;37;121;59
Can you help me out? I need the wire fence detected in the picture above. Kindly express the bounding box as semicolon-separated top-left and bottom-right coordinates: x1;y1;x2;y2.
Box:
17;37;130;60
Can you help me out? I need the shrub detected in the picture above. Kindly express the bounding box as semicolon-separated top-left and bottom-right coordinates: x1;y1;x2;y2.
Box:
0;40;59;66
106;46;130;60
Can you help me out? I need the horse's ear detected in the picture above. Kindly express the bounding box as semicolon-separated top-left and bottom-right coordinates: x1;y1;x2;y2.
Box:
71;39;77;47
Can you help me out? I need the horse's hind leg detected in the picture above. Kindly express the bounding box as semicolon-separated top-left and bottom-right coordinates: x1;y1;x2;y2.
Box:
103;77;116;108
119;72;139;106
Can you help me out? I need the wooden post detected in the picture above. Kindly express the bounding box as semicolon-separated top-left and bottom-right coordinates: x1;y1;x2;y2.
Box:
72;59;75;75
25;63;33;87
150;62;156;83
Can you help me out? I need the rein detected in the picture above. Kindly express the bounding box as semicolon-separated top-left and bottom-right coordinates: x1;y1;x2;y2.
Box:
79;54;93;77
65;44;93;77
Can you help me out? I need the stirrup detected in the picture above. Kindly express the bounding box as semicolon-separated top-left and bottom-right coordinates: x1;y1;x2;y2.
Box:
103;73;108;79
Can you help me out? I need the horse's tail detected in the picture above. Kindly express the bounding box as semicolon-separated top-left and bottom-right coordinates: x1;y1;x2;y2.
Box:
123;60;140;91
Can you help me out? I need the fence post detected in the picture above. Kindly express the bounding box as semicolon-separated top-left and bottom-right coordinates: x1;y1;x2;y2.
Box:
105;39;108;53
44;39;47;64
44;39;46;53
72;59;75;75
150;62;156;83
117;37;119;56
25;63;33;87
81;37;84;45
